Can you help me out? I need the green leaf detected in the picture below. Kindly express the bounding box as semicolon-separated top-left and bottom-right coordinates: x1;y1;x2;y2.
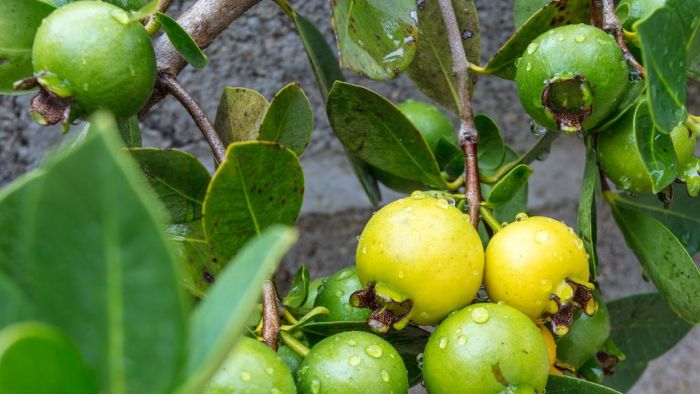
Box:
616;183;700;254
202;141;304;262
166;221;218;298
0;271;34;327
282;264;310;309
636;0;698;132
0;322;96;394
129;148;211;224
688;23;700;80
128;0;158;21
577;138;599;279
0;113;186;394
300;321;430;387
116;116;141;147
156;12;208;69
555;292;610;369
349;151;382;205
327;81;447;188
214;86;270;147
434;136;464;178
259;83;314;156
0;0;55;94
180;226;298;393
546;374;621;393
482;0;591;79
406;0;480;114
486;164;532;208
603;293;693;392
475;114;506;171
513;0;550;28
331;0;419;80
609;200;700;323
633;101;678;193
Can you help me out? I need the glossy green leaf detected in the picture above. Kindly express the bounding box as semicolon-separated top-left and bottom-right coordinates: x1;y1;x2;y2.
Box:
129;148;211;224
0;113;186;394
609;200;700;323
406;0;480;113
327;81;447;188
514;0;550;28
603;293;693;391
283;264;310;309
181;226;298;393
156;12;208;69
167;221;218;298
633;101;678;193
202;141;304;262
116;116;141;147
301;321;430;387
434;136;464;178
546;375;620;393
214;86;270;147
616;183;700;254
0;0;54;94
483;0;591;79
486;164;532;207
475;114;506;171
259;83;314;156
331;0;418;80
577;138;599;279
0;322;96;394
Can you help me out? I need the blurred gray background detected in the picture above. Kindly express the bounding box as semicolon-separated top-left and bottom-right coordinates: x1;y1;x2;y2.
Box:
1;0;698;392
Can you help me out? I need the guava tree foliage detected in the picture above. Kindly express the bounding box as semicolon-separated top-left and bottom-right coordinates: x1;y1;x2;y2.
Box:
0;0;699;393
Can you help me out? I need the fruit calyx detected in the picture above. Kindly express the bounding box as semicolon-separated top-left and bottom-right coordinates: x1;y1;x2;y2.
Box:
350;282;413;333
541;74;593;134
545;279;597;336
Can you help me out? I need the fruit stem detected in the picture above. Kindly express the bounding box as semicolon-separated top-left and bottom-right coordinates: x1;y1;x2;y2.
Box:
444;175;465;191
467;63;488;75
155;72;227;164
283;309;299;325
479;206;502;233
271;0;295;19
437;0;483;229
280;331;310;358
262;279;282;350
592;0;646;78
685;117;700;137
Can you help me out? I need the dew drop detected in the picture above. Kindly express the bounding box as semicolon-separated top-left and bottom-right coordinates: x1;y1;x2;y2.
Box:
416;353;424;368
348;339;357;347
438;337;448;349
411;191;426;199
557;34;565;41
365;345;383;358
337;269;352;280
462;29;473;39
575;35;586;43
404;206;414;212
457;335;468;345
349;355;362;366
335;290;344;297
299;365;309;375
471;307;489;323
361;246;368;254
381;370;391;382
455;328;461;334
266;367;274;375
436;199;449;209
310;379;321;394
398;270;405;279
540;279;553;292
573;238;584;249
535;230;549;244
343;304;352;312
240;371;251;381
527;42;539;54
515;212;529;221
419;311;430;320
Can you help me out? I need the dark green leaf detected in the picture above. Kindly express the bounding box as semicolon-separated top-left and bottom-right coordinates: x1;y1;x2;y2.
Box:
0;270;34;328
688;23;700;80
181;226;298;393
301;321;430;387
0;113;186;394
475;114;506;171
167;221;218;298
609;200;700;323
633;101;678;193
603;293;693;391
283;264;310;308
434;136;463;178
0;322;96;394
514;0;550;28
546;374;621;393
202;141;304;262
259;83;314;156
577;138;599;279
483;0;591;79
0;0;54;94
116;116;141;147
327;82;447;188
156;12;208;69
129;148;211;224
616;183;700;255
331;0;419;80
214;86;270;147
486;164;532;207
406;0;480;113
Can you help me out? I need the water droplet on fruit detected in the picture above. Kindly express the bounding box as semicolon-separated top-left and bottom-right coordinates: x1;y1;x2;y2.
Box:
416;353;424;369
438;337;448;349
535;230;549;243
299;366;309;375
310;379;321;394
419;311;430;320
271;388;281;394
540;279;553;292
349;355;362;366
527;42;538;54
266;367;274;375
529;120;548;136
411;191;426;199
398;270;405;278
111;9;130;24
348;339;357;347
365;345;383;358
557;34;565;41
462;29;473;39
381;370;391;382
337;269;352;280
455;328;461;334
404;206;413;212
526;62;532;71
436;199;449;209
335;290;344;297
573;238;584;249
457;335;468;345
343;304;352;312
515;212;529;221
471;307;489;323
361;246;367;254
575;35;586;43
240;371;251;381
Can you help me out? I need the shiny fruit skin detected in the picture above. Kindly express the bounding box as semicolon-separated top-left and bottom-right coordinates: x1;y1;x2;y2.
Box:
540;325;561;375
297;331;408;394
556;292;611;369
356;195;484;325
314;267;370;322
598;107;697;193
422;303;550;394
205;336;296;394
515;24;629;131
484;216;589;319
32;1;156;118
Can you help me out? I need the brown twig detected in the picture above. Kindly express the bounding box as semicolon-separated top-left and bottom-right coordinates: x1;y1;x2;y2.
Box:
437;0;482;228
594;0;646;78
261;279;281;350
156;72;227;164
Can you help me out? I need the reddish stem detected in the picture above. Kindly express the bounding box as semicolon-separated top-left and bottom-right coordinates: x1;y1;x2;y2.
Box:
593;0;646;78
261;279;281;350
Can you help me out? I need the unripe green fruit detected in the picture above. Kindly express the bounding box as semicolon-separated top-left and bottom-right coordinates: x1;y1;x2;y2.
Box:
515;24;629;133
556;292;611;369
32;1;156;118
314;267;370;322
277;345;303;375
205;337;296;394
597;107;697;193
297;331;408;394
422;303;550;394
